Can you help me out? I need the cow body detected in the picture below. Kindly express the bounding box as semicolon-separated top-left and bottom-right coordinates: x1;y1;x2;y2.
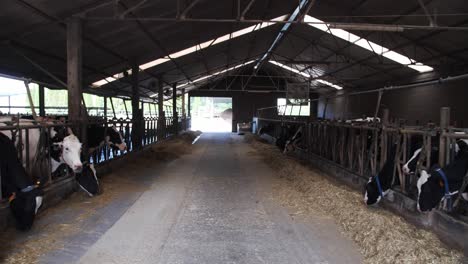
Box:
417;140;468;212
0;133;43;230
0;118;41;171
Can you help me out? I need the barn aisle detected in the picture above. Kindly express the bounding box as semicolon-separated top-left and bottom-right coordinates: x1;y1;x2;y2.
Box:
77;133;362;264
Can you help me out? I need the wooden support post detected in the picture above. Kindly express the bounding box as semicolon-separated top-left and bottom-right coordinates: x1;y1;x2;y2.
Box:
439;107;450;167
382;108;389;126
131;63;142;150
103;96;107;119
181;88;186;117
67;17;83;124
110;97;116;119
380;108;390;170
158;77;165;139
39;84;45;117
188;93;191;117
67;17;87;157
172;83;178;134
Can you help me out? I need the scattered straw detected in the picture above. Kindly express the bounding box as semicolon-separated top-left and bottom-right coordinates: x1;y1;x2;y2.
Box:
245;134;465;264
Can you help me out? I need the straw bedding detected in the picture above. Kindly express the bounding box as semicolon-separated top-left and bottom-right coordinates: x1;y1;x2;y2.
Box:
245;134;465;264
0;131;201;264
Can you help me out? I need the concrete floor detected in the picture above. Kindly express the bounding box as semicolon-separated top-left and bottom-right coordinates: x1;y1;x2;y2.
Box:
77;133;362;264
2;133;362;264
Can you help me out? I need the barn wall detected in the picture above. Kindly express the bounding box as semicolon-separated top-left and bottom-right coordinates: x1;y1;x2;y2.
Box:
189;90;284;132
318;78;468;126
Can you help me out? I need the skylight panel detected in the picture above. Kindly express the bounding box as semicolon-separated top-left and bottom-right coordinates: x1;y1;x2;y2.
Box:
268;60;342;90
269;60;310;78
304;15;433;73
92;15;288;88
316;79;343;90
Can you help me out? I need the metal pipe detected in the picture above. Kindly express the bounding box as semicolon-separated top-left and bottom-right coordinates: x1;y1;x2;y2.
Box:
81;16;468;31
23;81;37;120
240;0;256;20
119;0;147;18
179;0;202;19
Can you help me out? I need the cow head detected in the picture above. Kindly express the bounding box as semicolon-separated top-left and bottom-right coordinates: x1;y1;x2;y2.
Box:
51;127;83;173
402;148;422;175
364;177;381;205
107;126;127;151
58;135;83;173
76;163;99;197
416;169;444;212
9;187;43;231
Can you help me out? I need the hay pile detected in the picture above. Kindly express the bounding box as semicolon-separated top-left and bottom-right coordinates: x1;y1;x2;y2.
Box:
142;130;201;161
0;131;202;264
246;134;465;264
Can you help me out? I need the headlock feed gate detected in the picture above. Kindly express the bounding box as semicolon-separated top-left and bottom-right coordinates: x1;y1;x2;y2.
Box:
0;113;190;203
255;106;468;253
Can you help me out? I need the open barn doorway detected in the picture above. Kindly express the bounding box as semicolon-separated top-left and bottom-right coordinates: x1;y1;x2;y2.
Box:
190;97;232;132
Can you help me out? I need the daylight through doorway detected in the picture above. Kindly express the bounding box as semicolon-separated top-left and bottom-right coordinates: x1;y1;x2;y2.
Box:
190;97;232;132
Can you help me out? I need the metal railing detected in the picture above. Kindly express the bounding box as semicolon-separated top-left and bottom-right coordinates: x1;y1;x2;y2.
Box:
255;107;468;214
0;116;191;200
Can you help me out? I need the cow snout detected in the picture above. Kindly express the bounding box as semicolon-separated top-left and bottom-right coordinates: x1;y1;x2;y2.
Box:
118;143;127;151
74;163;83;173
402;165;410;175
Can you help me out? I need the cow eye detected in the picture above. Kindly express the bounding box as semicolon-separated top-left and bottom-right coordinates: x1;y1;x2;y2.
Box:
65;147;69;151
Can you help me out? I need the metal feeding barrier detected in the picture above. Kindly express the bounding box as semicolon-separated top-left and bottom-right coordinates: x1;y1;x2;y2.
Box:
255;106;468;215
0;115;191;200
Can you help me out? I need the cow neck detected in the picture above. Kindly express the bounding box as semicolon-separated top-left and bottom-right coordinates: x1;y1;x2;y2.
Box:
374;174;384;198
434;168;453;210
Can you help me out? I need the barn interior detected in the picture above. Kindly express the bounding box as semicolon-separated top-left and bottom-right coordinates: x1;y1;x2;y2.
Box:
1;0;468;263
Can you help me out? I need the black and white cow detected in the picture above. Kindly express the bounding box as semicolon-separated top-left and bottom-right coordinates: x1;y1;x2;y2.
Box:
364;144;397;205
49;125;100;196
87;124;127;152
283;126;303;154
417;140;468;212
0;133;43;230
276;124;299;151
402;135;438;175
0;117;83;176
